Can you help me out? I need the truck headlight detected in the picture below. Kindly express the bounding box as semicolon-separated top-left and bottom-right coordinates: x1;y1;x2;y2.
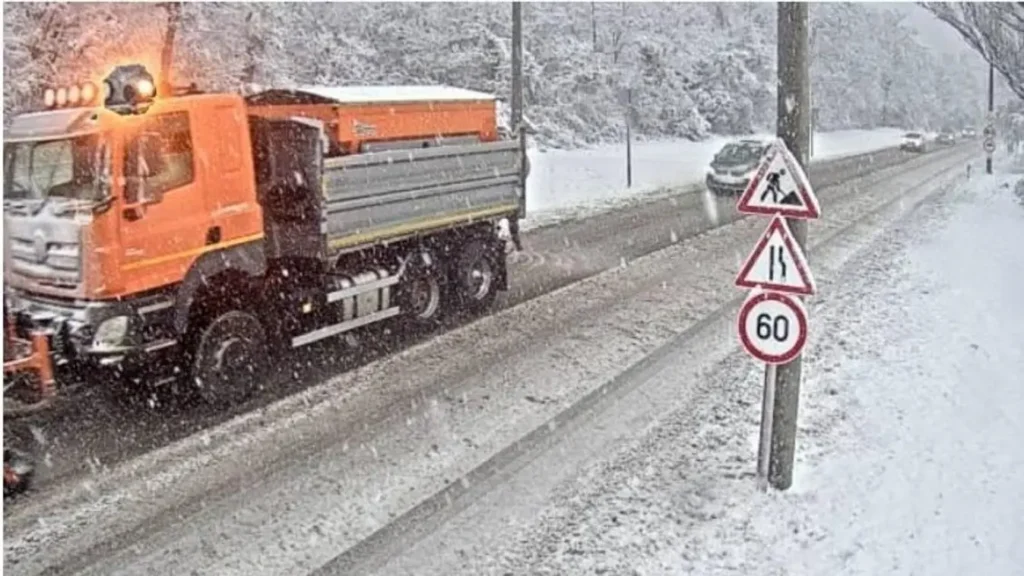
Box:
92;316;129;349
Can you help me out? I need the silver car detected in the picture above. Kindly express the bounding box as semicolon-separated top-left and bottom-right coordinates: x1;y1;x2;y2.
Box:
705;139;771;196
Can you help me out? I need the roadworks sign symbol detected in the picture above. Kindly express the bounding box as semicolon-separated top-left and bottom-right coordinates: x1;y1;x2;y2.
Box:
735;214;817;296
736;138;820;220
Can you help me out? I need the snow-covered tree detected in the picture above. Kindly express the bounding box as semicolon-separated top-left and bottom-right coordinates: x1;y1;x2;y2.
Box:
1;2;995;147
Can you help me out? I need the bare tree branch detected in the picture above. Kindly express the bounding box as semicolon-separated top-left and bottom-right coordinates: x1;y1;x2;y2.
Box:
921;2;1024;101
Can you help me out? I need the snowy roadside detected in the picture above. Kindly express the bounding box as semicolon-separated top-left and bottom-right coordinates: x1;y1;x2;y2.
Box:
523;128;905;229
1;149;972;574
476;166;1024;575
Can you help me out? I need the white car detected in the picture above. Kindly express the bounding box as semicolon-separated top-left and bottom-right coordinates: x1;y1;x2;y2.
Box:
899;132;927;153
705;139;772;196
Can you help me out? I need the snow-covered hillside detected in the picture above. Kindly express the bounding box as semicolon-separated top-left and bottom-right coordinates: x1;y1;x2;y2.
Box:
3;3;987;146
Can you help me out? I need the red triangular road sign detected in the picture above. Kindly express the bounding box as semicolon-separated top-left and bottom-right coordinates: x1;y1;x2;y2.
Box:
735;214;817;295
736;139;820;220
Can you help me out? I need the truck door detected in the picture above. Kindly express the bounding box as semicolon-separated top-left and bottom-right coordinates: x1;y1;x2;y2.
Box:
198;103;263;247
119;110;211;293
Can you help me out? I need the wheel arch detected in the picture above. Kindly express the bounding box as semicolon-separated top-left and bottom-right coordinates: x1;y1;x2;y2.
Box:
173;241;267;335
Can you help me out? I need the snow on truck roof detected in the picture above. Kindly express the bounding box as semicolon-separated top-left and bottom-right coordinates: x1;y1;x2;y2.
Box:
249;85;496;106
4;107;107;142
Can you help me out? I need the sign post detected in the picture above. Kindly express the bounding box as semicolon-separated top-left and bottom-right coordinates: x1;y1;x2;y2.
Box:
986;63;994;175
756;363;776;492
735;135;820;491
983;122;997;165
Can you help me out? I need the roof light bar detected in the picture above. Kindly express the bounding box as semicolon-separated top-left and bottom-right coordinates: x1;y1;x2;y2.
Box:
42;81;103;109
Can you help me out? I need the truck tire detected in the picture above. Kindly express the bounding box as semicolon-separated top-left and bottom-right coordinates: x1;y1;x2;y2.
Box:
3;422;36;500
399;259;447;330
451;237;500;314
4;448;35;498
190;310;268;408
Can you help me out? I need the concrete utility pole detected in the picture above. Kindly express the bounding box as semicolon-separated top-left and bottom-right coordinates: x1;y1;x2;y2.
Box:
769;2;810;491
987;62;994;175
511;2;526;220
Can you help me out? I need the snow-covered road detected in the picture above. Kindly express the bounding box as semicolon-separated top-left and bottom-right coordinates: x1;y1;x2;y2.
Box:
2;143;979;574
368;160;1024;576
11;137;927;497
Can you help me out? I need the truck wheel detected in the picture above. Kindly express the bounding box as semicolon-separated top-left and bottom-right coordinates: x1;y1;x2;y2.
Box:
452;238;499;313
400;261;446;329
4;448;35;498
190;311;268;408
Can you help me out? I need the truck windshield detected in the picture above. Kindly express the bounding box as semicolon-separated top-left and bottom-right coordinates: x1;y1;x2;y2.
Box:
3;133;109;203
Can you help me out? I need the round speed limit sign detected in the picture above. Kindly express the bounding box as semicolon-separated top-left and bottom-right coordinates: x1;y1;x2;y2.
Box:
737;291;808;364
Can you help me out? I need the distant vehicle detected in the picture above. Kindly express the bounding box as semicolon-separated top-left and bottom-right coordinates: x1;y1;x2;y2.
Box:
937;131;956;145
900;132;927;153
705;138;771;196
961;126;977;138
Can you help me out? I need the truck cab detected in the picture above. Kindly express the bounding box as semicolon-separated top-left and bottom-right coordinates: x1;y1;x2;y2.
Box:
4;66;264;375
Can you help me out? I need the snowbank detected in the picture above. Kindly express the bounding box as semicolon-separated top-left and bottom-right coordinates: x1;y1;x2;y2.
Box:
524;128;905;223
765;167;1024;574
654;166;1024;574
470;162;1023;576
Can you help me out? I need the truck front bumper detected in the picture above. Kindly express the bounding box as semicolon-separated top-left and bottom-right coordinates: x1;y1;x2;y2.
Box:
5;289;180;373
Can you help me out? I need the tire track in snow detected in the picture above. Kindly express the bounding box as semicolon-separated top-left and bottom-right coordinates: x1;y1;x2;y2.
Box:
17;144;951;499
315;148;976;576
3;146;972;576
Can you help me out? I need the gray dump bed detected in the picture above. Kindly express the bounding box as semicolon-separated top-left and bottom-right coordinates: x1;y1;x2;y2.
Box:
250;118;524;263
323;140;521;251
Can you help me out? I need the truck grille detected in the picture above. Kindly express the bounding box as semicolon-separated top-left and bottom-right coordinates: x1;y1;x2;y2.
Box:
9;238;81;286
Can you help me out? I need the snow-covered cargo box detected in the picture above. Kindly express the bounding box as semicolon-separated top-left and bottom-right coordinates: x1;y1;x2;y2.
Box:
245;85;500;155
249;115;522;263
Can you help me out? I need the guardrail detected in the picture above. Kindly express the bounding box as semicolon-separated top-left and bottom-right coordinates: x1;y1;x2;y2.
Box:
807;145;906;188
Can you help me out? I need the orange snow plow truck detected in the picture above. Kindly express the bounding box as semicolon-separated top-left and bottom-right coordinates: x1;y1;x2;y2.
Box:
3;64;527;406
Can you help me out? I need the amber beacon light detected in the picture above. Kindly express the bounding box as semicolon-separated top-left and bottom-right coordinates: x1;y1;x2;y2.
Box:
102;64;158;113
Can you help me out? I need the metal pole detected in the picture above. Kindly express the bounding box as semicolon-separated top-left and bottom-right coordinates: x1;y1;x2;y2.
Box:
591;2;597;51
768;2;810;491
511;2;526;219
158;2;182;96
756;363;777;492
626;88;633;188
987;62;994;175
